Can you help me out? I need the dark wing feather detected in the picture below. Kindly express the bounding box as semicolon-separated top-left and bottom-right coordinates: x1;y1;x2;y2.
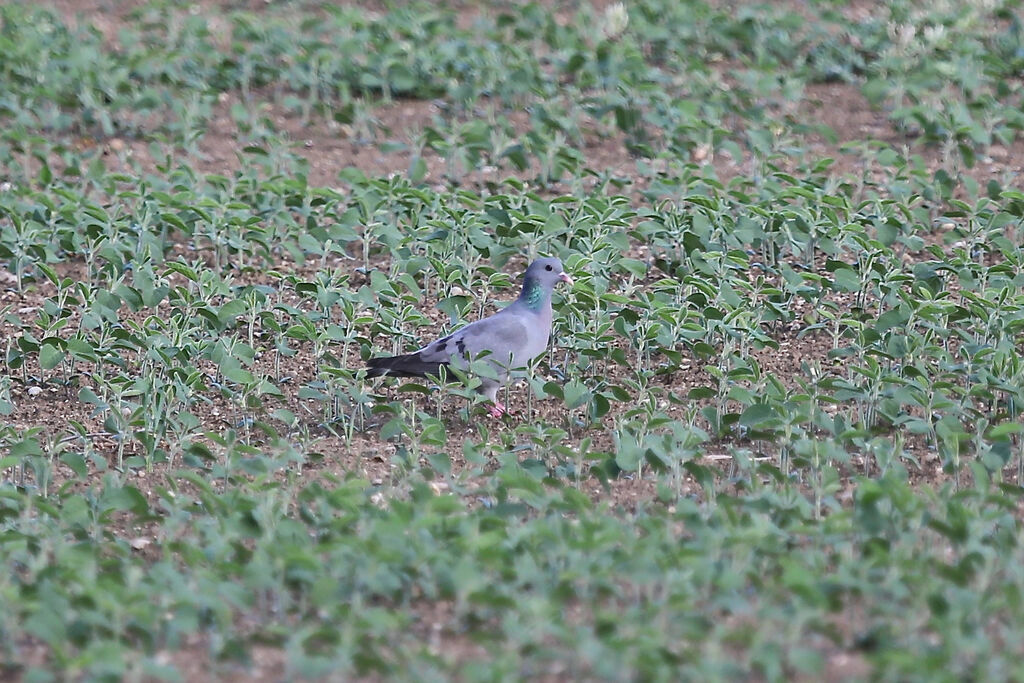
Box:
365;353;447;378
365;333;457;378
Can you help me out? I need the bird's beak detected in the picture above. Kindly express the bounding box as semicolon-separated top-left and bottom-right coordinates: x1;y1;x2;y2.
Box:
559;272;574;285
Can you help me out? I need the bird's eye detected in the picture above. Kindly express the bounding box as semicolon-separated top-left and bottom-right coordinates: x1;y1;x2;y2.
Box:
545;264;553;271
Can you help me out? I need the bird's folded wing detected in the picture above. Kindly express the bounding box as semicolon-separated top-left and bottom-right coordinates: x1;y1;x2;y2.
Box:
420;313;529;368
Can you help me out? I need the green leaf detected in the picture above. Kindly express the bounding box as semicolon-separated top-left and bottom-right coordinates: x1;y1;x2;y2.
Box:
420;418;447;447
562;380;590;409
830;267;860;292
59;452;88;477
103;485;150;514
39;341;64;370
739;403;780;428
408;155;428;183
223;367;256;385
988;422;1023;439
217;299;249;325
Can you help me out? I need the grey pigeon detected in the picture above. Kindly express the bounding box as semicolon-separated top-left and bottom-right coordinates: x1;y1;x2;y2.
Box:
366;257;573;416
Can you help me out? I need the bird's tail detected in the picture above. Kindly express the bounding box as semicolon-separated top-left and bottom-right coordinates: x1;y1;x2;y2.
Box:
366;353;447;378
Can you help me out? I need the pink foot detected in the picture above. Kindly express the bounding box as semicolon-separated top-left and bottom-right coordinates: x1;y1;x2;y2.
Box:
488;401;507;418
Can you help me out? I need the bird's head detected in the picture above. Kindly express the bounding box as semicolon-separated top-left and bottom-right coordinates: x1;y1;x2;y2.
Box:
526;257;574;288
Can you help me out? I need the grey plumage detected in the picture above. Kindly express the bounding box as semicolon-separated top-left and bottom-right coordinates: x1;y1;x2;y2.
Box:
366;257;573;416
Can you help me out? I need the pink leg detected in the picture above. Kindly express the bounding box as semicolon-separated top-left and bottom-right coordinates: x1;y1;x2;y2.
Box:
488;400;507;418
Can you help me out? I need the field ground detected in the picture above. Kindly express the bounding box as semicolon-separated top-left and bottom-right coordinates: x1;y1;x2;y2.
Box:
3;0;1024;680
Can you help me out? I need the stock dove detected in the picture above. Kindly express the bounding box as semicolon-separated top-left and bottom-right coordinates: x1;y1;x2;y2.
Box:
366;257;573;416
